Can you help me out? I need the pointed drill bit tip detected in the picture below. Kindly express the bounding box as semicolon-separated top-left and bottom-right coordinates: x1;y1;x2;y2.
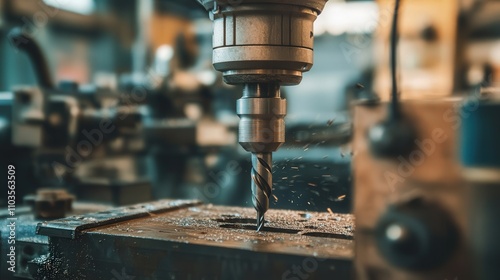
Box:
256;212;265;232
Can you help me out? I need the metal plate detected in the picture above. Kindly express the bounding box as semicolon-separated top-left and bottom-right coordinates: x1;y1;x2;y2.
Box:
34;200;354;279
36;199;202;239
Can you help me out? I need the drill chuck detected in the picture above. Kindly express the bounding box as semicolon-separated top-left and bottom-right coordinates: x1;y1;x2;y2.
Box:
197;0;327;85
237;84;286;153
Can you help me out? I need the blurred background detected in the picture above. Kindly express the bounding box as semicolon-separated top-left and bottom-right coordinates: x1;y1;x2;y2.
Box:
0;0;500;213
0;0;362;213
2;1;500;279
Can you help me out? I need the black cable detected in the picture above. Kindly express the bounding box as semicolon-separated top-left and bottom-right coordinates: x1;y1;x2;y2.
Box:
368;0;416;158
389;0;401;120
8;28;55;90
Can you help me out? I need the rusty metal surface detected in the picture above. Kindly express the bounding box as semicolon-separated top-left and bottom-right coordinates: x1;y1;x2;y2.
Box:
90;204;354;260
34;200;354;279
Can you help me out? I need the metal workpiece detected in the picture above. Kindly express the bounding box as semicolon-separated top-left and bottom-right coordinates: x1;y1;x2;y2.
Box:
36;199;202;239
34;200;354;280
198;0;327;85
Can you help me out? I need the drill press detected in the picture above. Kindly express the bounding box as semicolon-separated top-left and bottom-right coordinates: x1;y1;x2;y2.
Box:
197;0;327;230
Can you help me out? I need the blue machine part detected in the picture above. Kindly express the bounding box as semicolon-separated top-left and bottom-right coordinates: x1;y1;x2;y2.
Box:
0;92;13;146
460;98;500;168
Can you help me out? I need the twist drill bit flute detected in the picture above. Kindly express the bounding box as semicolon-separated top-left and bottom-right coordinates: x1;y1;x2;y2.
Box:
197;0;327;231
252;153;272;231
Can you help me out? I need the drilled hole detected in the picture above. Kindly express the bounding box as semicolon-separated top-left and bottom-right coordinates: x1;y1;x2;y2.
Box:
219;224;301;234
298;213;312;219
221;214;238;218
214;218;255;224
301;232;353;240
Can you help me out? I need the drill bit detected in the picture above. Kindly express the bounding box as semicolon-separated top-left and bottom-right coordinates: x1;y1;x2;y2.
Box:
251;153;272;231
236;83;285;232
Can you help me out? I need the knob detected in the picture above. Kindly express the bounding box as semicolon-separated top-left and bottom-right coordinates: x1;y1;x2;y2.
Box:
375;197;458;270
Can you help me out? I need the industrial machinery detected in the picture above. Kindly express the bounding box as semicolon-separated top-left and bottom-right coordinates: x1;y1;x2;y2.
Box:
196;0;328;230
0;28;151;206
2;0;500;279
460;90;500;280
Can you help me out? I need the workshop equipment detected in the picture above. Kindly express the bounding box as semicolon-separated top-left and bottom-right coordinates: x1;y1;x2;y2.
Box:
0;201;108;280
33;199;354;280
352;99;471;279
460;90;500;280
197;0;328;230
24;189;75;219
373;0;459;100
